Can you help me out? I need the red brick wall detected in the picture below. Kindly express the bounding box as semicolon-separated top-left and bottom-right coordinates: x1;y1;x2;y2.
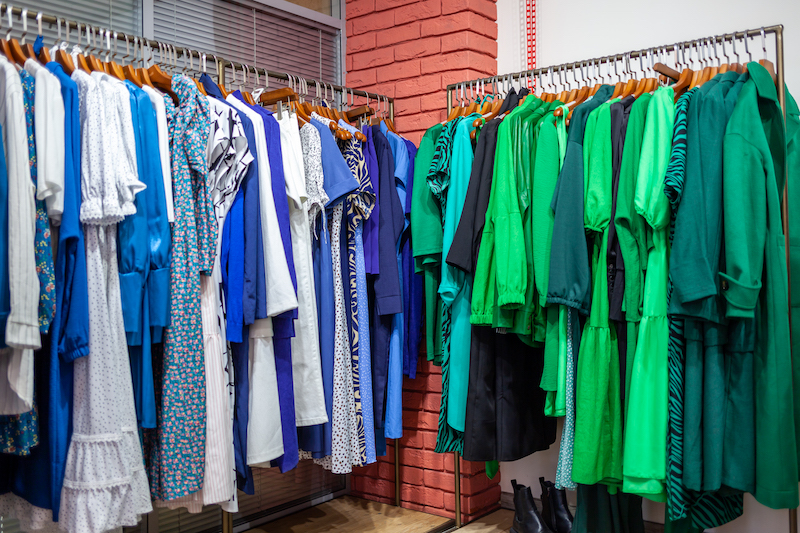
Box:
345;0;500;522
351;357;502;523
345;0;499;145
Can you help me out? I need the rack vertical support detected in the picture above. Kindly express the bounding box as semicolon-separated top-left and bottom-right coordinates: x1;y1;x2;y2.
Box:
775;23;797;533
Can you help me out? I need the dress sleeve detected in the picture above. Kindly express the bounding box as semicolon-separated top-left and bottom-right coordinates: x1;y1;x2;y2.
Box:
719;132;766;317
142;98;172;331
635;88;674;232
116;93;149;341
584;106;613;233
532;118;559;308
491;120;527;308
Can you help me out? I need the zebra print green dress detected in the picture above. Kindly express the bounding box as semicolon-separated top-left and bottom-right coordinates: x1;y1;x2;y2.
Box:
663;88;743;529
426;118;464;454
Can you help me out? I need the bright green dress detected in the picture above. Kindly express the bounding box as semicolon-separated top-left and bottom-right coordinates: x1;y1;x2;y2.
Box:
623;86;674;501
573;101;623;487
533;108;569;417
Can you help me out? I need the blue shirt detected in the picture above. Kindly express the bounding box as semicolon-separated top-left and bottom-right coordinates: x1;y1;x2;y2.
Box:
362;125;380;275
231;92;300;473
402;139;421;379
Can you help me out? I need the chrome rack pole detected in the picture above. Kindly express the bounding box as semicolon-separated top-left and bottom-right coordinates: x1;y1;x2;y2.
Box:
454;452;461;528
445;26;785;94
775;22;796;533
445;81;462;532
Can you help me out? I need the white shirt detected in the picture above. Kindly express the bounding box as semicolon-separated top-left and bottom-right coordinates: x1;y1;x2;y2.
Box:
0;56;39;350
142;84;175;223
225;94;297;317
277;113;327;426
91;72;144;217
0;55;38;414
24;59;65;224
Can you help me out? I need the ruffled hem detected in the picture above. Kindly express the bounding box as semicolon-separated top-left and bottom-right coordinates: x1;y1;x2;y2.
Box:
0;494;59;533
60;427;152;533
79;197;124;226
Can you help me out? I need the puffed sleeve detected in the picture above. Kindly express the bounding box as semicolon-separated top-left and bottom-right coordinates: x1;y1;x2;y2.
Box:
584;105;613;233
635;87;674;232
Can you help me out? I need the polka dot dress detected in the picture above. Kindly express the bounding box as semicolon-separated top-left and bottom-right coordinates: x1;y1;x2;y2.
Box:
60;70;152;533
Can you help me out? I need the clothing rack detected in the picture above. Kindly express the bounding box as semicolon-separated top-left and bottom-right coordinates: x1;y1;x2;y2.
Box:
0;3;409;533
446;25;796;533
0;2;395;115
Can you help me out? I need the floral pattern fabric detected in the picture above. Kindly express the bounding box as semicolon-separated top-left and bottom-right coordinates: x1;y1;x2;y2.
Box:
0;71;44;456
21;70;55;333
145;75;215;501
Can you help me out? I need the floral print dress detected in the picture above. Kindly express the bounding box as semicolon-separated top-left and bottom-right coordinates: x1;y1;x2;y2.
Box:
145;75;215;501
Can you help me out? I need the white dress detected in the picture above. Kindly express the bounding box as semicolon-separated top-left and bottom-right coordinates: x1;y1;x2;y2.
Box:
59;70;152;533
277;113;327;427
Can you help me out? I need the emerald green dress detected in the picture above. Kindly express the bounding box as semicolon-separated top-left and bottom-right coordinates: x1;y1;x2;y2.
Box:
623;86;674;501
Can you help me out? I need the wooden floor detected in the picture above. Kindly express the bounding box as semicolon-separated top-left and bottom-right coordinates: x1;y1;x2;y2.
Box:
459;509;514;532
246;496;452;532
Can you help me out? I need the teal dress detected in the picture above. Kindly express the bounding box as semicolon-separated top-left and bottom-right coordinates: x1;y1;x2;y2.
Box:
439;113;480;434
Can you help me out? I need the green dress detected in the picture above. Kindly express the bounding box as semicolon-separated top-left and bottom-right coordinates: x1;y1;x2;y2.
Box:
573;101;623;487
411;124;444;364
428;117;463;454
623;86;674;501
722;62;799;510
663;88;744;530
614;93;651;411
533;107;569;417
440;114;481;434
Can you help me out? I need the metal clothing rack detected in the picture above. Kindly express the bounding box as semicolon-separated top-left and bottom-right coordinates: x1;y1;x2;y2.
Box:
0;4;411;533
446;25;797;533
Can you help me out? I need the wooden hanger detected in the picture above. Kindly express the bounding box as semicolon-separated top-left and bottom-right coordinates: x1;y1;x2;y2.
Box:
15;9;37;64
260;86;298;105
147;42;180;103
104;36;125;79
119;36;141;86
346;104;374;122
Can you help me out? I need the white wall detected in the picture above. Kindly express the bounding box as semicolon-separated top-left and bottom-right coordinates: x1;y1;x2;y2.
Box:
498;0;800;90
494;1;800;531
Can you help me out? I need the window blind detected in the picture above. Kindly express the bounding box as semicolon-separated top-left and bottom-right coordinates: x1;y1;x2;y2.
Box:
9;0;141;47
153;0;340;87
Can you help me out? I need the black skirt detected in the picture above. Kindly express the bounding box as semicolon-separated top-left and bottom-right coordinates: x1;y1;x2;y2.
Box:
462;325;556;462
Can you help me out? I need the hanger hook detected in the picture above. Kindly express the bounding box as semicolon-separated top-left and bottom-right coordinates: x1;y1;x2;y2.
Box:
20;8;28;45
709;37;718;67
105;29;112;62
5;7;12;42
36;11;42;38
744;32;752;62
761;27;767;60
55;16;62;46
122;34;130;65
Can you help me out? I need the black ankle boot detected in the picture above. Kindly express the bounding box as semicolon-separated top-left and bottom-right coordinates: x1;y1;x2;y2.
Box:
547;484;573;533
511;479;553;533
539;477;555;532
